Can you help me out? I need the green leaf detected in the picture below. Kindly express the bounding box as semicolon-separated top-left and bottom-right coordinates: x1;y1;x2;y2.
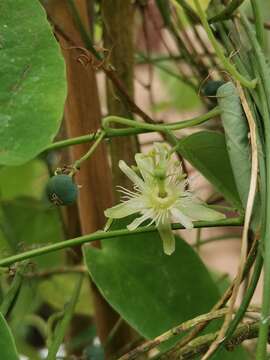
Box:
0;312;19;360
83;218;220;348
217;82;250;207
0;0;66;165
177;131;243;210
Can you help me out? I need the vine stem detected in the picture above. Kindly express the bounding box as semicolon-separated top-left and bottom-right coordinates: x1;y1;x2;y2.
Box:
193;0;257;89
0;217;243;268
44;108;221;152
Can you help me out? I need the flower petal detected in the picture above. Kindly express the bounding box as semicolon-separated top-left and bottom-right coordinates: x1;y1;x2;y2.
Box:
104;200;141;219
135;154;154;183
119;160;145;190
127;210;154;231
157;220;175;255
170;207;194;229
176;200;225;221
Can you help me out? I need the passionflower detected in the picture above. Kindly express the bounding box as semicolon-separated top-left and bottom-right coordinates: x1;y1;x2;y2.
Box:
105;143;225;255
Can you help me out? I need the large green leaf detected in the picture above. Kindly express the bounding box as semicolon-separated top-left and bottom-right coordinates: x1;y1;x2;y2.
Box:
83;218;220;348
177;131;242;210
0;0;66;165
0;312;19;360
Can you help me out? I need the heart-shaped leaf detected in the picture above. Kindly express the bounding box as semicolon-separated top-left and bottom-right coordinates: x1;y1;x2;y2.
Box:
83;219;219;347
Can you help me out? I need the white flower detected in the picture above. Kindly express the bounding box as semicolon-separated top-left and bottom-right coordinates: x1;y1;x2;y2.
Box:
105;143;225;255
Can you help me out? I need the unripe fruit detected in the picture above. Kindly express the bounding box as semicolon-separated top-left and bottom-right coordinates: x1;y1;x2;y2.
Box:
46;175;78;206
202;80;225;97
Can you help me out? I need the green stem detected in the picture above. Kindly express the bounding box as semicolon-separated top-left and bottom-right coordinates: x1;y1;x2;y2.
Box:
208;0;245;24
250;0;265;51
0;217;243;268
102;107;221;133
44;108;221;152
71;130;105;173
193;0;257;89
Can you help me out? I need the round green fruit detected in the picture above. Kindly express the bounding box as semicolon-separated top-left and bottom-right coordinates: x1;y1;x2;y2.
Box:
202;80;225;97
46;175;78;206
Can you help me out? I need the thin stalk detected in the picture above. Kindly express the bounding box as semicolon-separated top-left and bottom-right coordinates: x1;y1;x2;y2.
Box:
71;130;105;173
0;217;243;268
193;0;257;89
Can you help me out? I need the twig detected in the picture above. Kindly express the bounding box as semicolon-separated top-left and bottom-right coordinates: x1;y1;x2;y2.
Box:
118;307;259;360
163;236;258;357
161;321;263;359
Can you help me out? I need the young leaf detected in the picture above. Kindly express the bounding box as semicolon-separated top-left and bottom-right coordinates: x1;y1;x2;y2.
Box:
83;218;220;349
0;0;66;165
0;312;19;360
176;131;242;210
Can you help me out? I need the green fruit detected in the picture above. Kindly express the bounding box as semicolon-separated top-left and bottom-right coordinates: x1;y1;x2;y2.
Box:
202;80;225;97
46;175;78;206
